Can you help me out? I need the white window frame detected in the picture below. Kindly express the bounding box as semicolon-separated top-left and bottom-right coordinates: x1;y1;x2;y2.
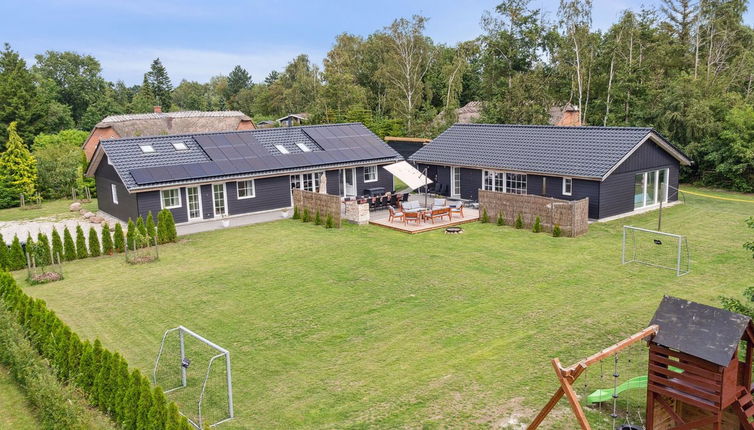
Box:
212;183;228;218
160;188;182;209
186;186;202;221
450;166;461;198
364;165;378;183
236;179;256;199
482;170;526;194
562;177;573;196
634;168;670;209
111;184;118;204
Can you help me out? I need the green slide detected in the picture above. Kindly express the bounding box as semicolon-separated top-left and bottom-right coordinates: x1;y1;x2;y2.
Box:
586;375;648;404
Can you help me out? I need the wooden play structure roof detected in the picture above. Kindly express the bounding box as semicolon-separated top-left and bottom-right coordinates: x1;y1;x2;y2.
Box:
649;296;752;367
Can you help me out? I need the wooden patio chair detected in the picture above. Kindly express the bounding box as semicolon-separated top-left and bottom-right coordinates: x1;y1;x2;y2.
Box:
426;207;451;224
404;211;421;225
449;201;464;218
388;205;404;223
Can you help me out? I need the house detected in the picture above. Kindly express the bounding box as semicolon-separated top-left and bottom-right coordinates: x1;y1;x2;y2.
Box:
277;113;309;127
433;101;483;124
85;123;401;226
548;103;581;126
384;136;432;160
408;124;692;220
256;120;276;128
82;107;256;160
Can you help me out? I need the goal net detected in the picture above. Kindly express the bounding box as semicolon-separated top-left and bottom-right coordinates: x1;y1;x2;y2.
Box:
622;226;690;276
153;326;234;428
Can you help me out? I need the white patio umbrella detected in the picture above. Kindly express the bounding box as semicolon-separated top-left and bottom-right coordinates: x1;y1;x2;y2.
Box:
319;172;327;194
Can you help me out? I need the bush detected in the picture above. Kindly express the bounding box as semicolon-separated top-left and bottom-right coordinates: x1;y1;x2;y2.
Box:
292;207;300;220
113;223;125;253
126;219;136;249
497;212;505;226
75;226;87;259
164;210;177;243
314;211;322;225
302;208;311;222
136;216;146;237
0;233;7;269
62;227;76;261
145;212;156;242
532;216;542;233
50;229;63;263
35;232;52;266
480;208;489;223
101;223;113;255
515;214;524;229
553;224;562;237
88;227;101;257
8;235;25;270
325;214;334;228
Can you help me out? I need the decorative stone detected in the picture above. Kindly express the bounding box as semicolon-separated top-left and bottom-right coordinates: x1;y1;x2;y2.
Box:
79;208;87;215
83;211;95;219
89;216;104;224
344;201;369;225
69;202;81;211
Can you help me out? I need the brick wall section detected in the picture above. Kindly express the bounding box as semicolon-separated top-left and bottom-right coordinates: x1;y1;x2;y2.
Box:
478;190;589;237
83;127;120;161
292;189;341;226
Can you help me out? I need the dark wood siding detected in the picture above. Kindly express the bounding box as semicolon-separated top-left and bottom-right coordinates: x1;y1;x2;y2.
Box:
226;176;291;216
355;164;394;195
527;174;600;218
95;156;138;221
326;170;340;195
137;188;188;223
460;168;482;201
416;163;452;196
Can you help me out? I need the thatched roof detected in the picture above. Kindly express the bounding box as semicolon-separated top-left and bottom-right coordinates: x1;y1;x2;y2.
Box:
433;101;483;124
96;111;254;138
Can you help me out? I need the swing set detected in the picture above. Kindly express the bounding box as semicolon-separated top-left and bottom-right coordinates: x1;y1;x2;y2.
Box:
528;325;658;430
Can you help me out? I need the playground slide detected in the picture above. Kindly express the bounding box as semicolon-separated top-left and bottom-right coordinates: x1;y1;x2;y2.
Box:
586;375;648;404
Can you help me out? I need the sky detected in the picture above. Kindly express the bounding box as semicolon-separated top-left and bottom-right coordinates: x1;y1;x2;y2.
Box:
3;0;753;86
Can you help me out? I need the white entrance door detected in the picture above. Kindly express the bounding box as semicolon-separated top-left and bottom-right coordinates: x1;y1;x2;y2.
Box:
186;186;202;220
342;168;356;197
212;183;227;217
450;167;461;198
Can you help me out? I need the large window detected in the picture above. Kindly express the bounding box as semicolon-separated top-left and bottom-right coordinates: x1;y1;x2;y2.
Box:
506;173;527;194
237;180;255;199
111;184;118;204
290;172;323;192
634;168;669;209
364;165;378;183
161;188;181;209
482;170;527;194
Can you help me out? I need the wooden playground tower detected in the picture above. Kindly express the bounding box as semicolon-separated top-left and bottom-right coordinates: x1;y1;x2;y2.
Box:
529;296;754;430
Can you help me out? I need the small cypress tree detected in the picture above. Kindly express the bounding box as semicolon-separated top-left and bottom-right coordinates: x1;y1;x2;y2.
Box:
111;354;129;424
75;225;88;258
156;211;167;244
63;227;76;261
51;229;63;263
77;341;94;390
480;208;489;223
24;232;34;266
497;212;505;226
136;216;146;237
164;210;177;242
532;216;542;233
325;214;334;228
166;402;182;430
88;227;101;257
113;223;125;253
66;332;82;381
515;214;523;229
123;370;143;429
147;386;168;430
101;223;113;255
93;349;112;408
302;208;310;222
136;377;154;430
553;223;562;237
145;212;156;243
0;233;8;270
8;235;24;270
36;232;52;266
314;210;322;225
126;219;136;250
292;206;300;219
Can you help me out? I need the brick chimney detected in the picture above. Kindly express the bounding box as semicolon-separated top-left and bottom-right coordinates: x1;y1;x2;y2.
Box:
556;103;581;126
153;106;162;113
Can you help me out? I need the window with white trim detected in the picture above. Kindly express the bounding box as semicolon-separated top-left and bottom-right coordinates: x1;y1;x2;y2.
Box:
505;173;527;194
482;170;527;194
237;180;255;199
291;172;323;192
364;165;378;183
111;184;118;204
161;188;181;209
562;177;573;196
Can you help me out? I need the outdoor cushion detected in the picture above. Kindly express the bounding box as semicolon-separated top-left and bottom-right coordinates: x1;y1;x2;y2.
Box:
403;201;419;210
433;199;446;207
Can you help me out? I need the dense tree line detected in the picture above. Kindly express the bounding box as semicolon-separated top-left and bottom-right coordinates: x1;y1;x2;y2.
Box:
2;0;754;190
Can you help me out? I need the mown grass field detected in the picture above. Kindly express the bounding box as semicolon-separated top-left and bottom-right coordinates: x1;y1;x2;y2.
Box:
0;198;98;222
17;186;754;429
0;365;40;429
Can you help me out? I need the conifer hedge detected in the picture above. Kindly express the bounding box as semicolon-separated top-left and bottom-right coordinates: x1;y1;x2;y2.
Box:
0;272;192;430
63;227;76;262
113;223;125;253
75;226;88;259
101;223;113;255
36;232;52;266
51;229;63;263
88;227;101;257
9;235;25;270
0;233;8;269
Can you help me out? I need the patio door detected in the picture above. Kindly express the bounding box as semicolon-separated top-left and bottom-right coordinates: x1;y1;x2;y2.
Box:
342;168;356;197
450;167;461;198
212;183;227;217
186;186;202;221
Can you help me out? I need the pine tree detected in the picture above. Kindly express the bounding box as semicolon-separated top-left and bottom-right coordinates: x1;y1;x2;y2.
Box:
553;224;562;237
36;231;51;265
8;235;24;270
0;233;8;269
226;65;252;100
101;223;113;255
480;208;489;223
302;208;310;222
50;229;63;263
75;225;87;258
147;386;168;430
145;211;156;244
126;218;136;250
113;222;125;253
515;214;524;229
532;216;542;233
314;210;322;225
63;227;76;261
0;122;38;203
144;58;173;109
88;226;101;257
325;214;334;228
497;212;505;226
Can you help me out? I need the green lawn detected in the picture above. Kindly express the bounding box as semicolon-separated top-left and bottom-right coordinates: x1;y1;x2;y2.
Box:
0;198;98;222
18;186;754;429
0;365;41;429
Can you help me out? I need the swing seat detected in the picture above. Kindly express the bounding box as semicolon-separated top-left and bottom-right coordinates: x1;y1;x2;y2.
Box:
616;425;643;430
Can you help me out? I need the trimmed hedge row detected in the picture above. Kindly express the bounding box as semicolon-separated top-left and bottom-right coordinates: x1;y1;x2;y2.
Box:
0;272;192;430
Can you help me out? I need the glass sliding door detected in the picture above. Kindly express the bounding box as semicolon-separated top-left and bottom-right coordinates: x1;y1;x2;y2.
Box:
658;169;668;203
634;173;645;209
450;167;461;198
212;183;226;217
634;168;669;210
186;186;201;220
646;170;657;205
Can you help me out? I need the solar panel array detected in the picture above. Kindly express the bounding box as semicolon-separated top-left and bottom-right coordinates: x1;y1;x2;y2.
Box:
103;123;401;189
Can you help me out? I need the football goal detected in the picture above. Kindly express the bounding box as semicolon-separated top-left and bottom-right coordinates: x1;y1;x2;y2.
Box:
622;225;690;276
153;326;234;428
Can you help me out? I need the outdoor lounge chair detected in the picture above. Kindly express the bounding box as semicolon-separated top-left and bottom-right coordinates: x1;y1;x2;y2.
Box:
404;211;421;225
400;200;423;213
449;201;464;218
425;207;451;223
388;205;404;223
432;198;447;209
